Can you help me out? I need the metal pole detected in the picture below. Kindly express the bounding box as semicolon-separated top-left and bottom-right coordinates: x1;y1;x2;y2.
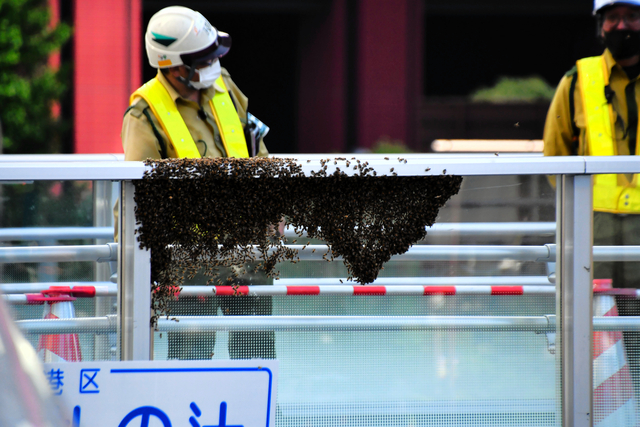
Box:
15;314;640;334
118;181;152;361
560;174;593;427
0;244;116;263
94;180;115;360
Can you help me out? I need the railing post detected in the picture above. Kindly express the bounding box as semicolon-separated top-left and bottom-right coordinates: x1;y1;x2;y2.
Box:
118;180;152;360
94;180;115;360
559;174;593;427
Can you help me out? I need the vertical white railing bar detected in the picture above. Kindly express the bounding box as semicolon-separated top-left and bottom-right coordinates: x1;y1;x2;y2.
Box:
118;180;152;360
560;174;594;427
94;181;115;360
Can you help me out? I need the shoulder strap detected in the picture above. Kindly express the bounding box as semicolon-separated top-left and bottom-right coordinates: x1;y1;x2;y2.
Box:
568;68;580;154
576;56;616;156
577;55;617;188
131;78;201;158
209;77;249;158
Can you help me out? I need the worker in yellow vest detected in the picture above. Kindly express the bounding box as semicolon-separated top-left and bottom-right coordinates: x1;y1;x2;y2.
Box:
121;6;274;360
122;5;269;160
544;0;640;398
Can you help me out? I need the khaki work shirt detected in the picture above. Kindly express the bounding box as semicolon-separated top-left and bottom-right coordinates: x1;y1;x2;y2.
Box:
115;68;269;242
121;68;268;161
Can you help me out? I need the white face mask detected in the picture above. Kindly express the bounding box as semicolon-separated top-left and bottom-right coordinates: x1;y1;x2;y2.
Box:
190;60;221;90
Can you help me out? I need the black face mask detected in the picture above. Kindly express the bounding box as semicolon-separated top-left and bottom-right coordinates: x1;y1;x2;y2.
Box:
603;30;640;60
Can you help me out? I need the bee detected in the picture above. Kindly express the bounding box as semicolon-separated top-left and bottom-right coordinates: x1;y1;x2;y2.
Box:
138;155;463;322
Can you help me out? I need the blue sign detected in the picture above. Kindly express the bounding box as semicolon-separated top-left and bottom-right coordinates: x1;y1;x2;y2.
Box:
79;369;100;393
44;360;278;427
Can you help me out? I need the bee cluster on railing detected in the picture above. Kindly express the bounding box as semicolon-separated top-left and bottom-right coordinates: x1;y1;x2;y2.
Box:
133;157;462;324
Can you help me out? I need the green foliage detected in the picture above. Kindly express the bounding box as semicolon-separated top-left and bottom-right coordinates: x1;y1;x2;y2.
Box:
470;76;555;104
0;0;71;154
371;136;413;154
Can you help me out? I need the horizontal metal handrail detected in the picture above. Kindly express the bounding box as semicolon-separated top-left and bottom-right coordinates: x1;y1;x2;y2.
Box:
282;222;557;239
4;243;640;264
16;315;116;334
276;276;553;286
592;246;640;262
160;315;554;331
2;284;554;302
9;282;640;301
423;222;555;238
0;160;146;181
177;285;554;297
0;222;555;243
0;278;551;296
3;155;640;181
15;315;640;334
155;315;640;332
0;281;115;294
0;243;117;263
0;243;552;263
271;244;555;262
0;154;124;162
0;227;114;242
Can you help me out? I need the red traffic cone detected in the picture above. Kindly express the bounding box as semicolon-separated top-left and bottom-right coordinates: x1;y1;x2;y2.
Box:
37;286;82;362
593;278;638;426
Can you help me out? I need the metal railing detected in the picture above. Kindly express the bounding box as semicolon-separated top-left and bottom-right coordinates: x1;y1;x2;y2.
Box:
3;153;640;427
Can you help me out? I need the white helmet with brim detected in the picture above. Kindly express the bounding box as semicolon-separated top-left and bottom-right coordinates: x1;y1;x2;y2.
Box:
145;6;231;69
594;0;640;14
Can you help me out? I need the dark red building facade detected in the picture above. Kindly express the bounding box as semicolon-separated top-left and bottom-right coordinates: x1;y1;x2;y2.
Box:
69;0;596;155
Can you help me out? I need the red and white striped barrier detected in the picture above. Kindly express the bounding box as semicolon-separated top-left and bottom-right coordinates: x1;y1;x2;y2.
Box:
36;287;82;362
3;284;114;305
593;279;638;427
201;285;553;297
5;282;640;301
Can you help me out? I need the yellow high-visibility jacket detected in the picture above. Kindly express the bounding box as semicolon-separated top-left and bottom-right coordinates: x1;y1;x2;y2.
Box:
544;50;640;213
122;69;269;161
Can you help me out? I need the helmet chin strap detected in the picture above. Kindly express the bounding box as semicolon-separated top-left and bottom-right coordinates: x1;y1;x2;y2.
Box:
176;65;199;90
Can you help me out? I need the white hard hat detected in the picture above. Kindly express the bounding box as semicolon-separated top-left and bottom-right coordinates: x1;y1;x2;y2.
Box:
594;0;640;14
145;6;231;69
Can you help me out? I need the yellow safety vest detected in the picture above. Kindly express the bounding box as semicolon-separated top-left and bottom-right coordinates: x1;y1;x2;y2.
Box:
577;55;640;213
130;77;249;158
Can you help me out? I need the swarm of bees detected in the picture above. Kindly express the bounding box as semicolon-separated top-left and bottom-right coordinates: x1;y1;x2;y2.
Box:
134;157;462;324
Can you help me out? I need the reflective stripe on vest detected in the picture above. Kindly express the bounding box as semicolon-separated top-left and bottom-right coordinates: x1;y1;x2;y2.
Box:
131;78;201;158
130;77;249;159
210;77;249;158
577;55;640;213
